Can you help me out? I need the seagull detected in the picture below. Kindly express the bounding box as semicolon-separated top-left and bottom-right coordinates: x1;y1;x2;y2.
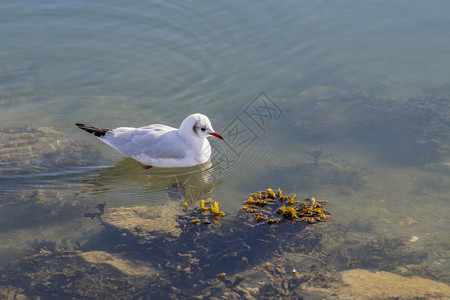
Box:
76;113;224;168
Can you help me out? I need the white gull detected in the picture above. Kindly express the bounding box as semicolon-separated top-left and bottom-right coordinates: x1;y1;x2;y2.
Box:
76;113;224;168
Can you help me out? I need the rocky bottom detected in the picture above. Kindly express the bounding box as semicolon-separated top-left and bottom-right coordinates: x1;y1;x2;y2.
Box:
1;199;449;299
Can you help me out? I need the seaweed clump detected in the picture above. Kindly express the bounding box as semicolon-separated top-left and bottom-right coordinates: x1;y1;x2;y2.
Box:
183;199;226;225
216;273;246;289
242;188;330;225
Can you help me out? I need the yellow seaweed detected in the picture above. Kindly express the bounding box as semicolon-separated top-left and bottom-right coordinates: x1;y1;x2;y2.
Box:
241;188;330;225
201;200;206;211
266;188;275;198
277;188;283;198
211;201;220;213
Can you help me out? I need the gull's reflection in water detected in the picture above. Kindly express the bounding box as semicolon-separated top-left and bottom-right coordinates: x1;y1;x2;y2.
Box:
85;158;223;205
165;160;216;203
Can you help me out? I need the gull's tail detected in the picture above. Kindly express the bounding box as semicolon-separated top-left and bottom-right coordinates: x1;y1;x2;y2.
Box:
75;123;110;138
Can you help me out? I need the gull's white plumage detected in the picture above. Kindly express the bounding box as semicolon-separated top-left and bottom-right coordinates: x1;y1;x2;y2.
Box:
76;113;223;168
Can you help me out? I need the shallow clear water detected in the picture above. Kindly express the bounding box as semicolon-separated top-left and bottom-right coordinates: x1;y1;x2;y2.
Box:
1;0;449;298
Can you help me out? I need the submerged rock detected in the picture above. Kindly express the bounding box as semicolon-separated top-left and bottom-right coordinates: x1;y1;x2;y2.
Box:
100;201;183;242
2;204;448;299
0;250;159;299
294;88;450;167
0;181;102;267
0;126;102;266
0;125;97;174
210;223;450;299
228;264;450;299
331;269;450;299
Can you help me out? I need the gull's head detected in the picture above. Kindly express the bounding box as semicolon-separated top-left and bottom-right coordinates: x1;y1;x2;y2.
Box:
179;113;224;140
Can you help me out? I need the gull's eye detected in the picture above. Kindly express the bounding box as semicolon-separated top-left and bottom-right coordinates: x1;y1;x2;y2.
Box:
201;127;206;132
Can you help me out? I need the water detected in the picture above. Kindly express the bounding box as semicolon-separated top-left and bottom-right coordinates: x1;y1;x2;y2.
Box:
1;0;450;298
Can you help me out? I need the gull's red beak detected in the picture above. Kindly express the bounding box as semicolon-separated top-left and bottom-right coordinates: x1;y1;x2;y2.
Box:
209;132;224;140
